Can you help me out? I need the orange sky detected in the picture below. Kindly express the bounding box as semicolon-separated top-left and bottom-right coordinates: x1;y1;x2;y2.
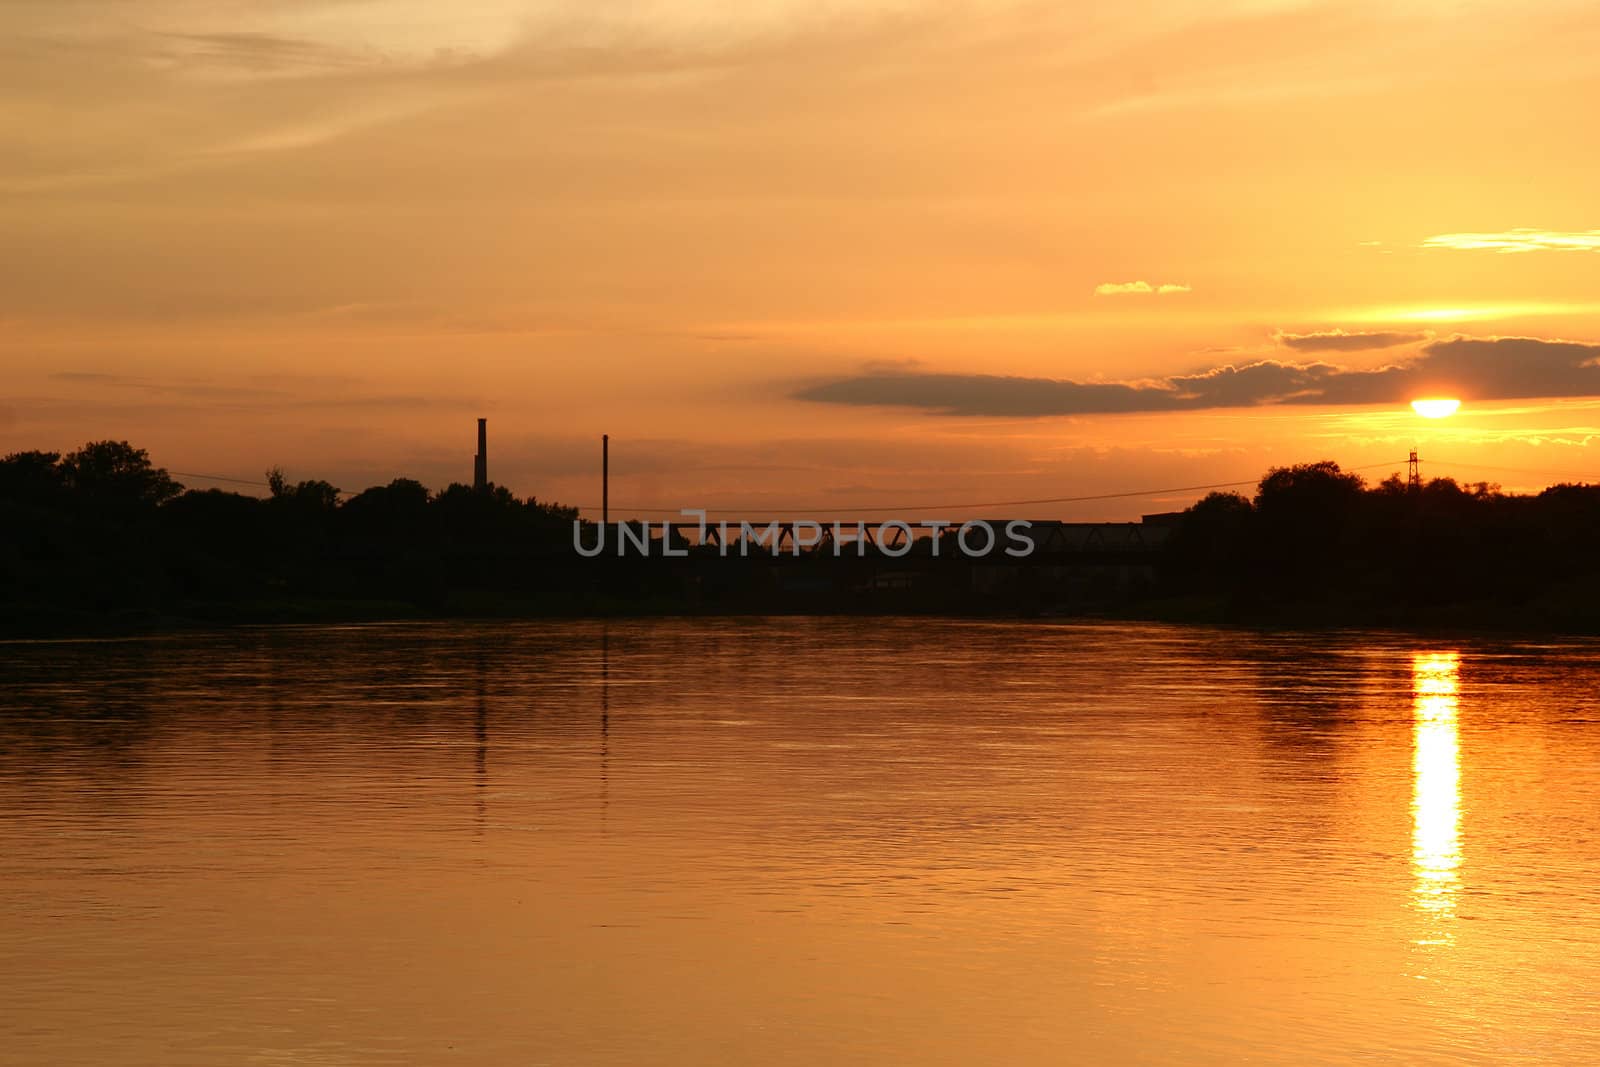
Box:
4;0;1600;518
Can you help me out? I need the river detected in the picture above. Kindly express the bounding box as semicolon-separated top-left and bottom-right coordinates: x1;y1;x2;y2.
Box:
3;619;1598;1064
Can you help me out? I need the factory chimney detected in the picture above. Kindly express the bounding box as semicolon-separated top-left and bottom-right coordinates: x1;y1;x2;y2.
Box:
474;418;488;490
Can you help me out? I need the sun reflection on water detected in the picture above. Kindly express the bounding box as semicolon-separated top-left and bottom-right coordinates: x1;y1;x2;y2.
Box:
1412;652;1461;940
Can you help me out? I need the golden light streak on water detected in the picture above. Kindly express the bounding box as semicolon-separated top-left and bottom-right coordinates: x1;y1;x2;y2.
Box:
1412;651;1462;940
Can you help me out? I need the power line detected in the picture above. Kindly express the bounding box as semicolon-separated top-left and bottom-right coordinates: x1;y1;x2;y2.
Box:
1425;459;1600;482
170;471;271;488
571;459;1409;516
170;471;356;497
172;458;1419;515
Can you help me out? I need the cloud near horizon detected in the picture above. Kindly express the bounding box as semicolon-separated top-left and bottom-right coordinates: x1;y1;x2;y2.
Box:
1274;329;1427;352
796;336;1600;417
1094;281;1191;296
1422;229;1600;253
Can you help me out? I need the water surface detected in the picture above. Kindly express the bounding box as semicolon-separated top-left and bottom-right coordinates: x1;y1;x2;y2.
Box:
3;619;1599;1065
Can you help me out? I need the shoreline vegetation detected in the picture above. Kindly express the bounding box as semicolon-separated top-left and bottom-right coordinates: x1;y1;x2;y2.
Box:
5;441;1600;638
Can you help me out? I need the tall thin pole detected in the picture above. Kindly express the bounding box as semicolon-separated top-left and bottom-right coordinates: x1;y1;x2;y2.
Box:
474;417;488;491
602;434;609;526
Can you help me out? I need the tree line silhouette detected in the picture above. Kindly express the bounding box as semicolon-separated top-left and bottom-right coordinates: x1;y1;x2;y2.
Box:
1165;460;1600;627
3;441;1599;632
0;441;580;630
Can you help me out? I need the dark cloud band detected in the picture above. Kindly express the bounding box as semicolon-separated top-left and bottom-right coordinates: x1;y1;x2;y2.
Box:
795;336;1600;416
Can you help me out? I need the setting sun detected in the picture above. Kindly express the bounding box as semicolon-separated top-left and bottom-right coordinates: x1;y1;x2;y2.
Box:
1411;398;1462;419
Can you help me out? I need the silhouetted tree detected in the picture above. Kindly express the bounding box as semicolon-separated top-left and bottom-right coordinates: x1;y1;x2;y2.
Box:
0;450;65;506
159;489;271;602
1374;472;1408;497
1253;461;1365;519
1168;491;1253;591
344;478;431;523
1249;461;1366;593
269;475;340;510
1533;483;1600;559
60;441;181;511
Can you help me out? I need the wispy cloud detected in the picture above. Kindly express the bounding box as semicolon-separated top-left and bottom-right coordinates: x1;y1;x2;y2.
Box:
796;335;1600;417
1094;281;1191;296
149;31;381;78
1275;329;1427;352
43;370;481;412
1422;229;1600;253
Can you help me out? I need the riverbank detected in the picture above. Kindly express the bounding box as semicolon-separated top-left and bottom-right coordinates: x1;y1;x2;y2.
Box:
5;588;1599;640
